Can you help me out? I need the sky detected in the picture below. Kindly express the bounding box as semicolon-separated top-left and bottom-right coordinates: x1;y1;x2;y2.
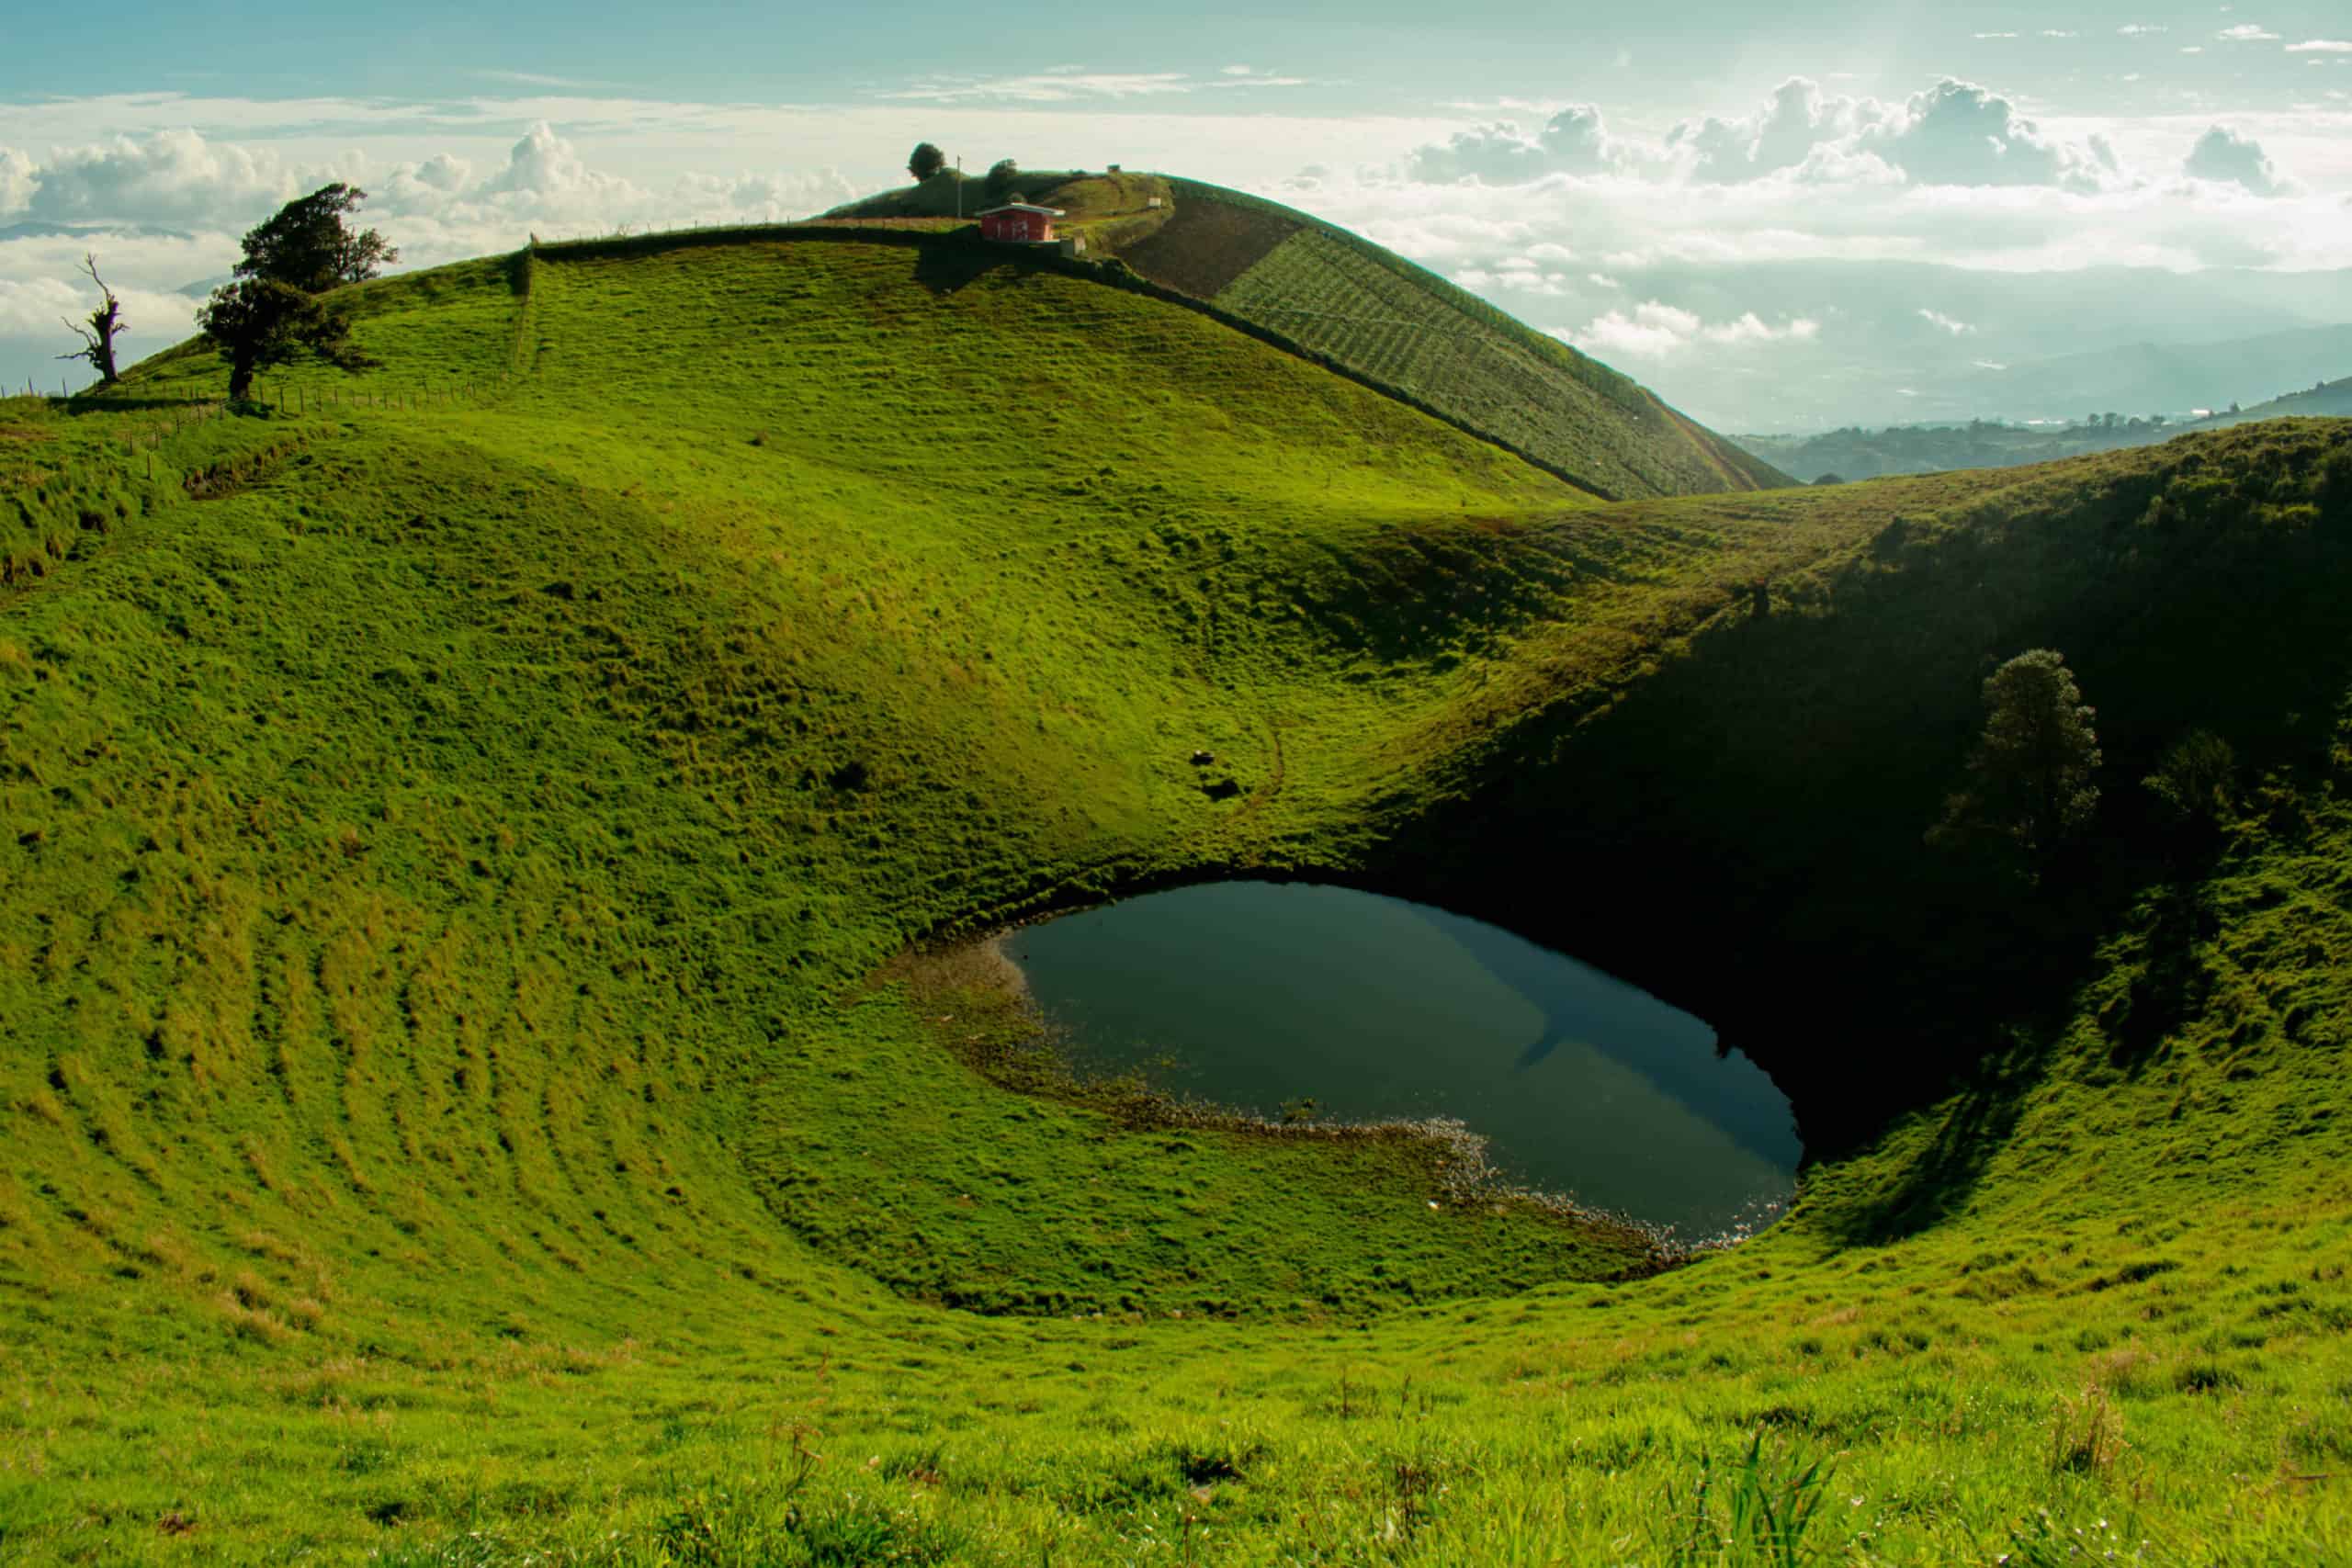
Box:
4;0;2351;429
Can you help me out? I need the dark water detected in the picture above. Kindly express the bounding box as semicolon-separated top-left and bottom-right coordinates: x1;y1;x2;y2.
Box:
1006;881;1799;1238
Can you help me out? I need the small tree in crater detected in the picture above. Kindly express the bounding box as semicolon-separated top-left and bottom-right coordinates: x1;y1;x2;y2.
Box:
57;254;127;386
1932;649;2102;861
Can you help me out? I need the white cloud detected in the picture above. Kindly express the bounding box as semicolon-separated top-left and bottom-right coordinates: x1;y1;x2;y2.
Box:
2041;30;2080;39
2216;23;2280;41
2118;24;2167;36
0;148;34;216
882;69;1195;104
1919;308;1974;334
2180;45;2205;53
1567;299;1819;358
1408;103;1619;183
0;274;197;339
1860;79;2116;189
470;70;617;90
2288;39;2352;53
2182;124;2285;194
22;128;298;224
1974;32;2019;39
1633;77;2120;191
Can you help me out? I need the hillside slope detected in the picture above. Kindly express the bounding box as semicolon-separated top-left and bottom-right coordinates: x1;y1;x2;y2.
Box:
834;173;1788;501
1121;178;1791;501
3;231;2352;1562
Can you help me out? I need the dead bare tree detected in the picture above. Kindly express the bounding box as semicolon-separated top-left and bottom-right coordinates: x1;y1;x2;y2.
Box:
58;254;126;387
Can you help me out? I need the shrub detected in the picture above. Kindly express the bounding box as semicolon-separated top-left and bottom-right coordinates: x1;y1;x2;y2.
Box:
2144;729;2236;831
2047;1385;2126;1476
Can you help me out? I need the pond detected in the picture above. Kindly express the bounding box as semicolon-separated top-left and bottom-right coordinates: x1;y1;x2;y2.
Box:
1005;881;1799;1239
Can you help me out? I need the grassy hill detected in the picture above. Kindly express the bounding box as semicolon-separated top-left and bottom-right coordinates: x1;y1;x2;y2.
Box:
4;227;2352;1562
832;173;1789;502
2189;371;2352;427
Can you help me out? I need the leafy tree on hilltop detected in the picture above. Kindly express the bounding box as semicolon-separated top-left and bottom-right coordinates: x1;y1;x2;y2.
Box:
196;278;352;401
56;254;126;386
235;183;397;294
908;142;947;181
1932;649;2102;862
984;159;1020;201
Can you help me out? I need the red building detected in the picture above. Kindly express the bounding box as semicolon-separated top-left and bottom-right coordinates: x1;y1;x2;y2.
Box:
978;203;1065;244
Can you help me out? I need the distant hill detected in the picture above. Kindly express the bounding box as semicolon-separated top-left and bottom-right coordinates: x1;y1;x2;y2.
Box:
1949;323;2352;423
1741;372;2352;483
831;173;1788;501
2188;372;2352;426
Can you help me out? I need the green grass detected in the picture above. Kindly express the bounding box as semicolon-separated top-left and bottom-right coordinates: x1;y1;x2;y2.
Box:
2;230;2351;1563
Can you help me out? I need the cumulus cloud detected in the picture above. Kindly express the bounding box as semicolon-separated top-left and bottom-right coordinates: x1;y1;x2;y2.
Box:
2216;24;2280;41
1856;79;2116;189
2182;125;2285;194
1668;77;1860;183
1407;103;1619;183
1919;308;1974;334
478;120;622;200
1568;299;1820;359
23;128;297;223
1428;76;2124;193
2287;39;2352;53
0;148;34;216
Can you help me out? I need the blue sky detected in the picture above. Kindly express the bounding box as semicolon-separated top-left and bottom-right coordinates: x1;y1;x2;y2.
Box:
5;0;2346;113
5;0;2350;426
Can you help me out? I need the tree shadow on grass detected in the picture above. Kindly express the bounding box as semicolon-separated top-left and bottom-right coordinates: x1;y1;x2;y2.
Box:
2102;873;2219;1076
911;244;1010;297
61;395;222;414
1807;1048;2047;1245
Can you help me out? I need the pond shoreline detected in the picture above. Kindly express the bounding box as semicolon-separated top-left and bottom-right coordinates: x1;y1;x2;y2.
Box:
893;919;1787;1268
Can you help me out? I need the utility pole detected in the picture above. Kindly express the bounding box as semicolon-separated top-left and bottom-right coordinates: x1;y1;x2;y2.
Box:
956;156;963;219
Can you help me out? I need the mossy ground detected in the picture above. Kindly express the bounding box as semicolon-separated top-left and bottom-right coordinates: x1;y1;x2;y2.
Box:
2;232;2350;1563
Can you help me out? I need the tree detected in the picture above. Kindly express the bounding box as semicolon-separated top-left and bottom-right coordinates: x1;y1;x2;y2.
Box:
984;158;1020;201
907;142;946;182
1932;649;2102;860
57;254;126;386
195;278;351;401
234;183;397;295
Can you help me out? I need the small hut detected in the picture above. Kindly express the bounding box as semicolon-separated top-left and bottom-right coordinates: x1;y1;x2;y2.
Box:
978;203;1065;244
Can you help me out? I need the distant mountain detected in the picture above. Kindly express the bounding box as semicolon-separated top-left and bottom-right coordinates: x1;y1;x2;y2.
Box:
2186;372;2352;427
1949;326;2352;423
1736;371;2352;483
